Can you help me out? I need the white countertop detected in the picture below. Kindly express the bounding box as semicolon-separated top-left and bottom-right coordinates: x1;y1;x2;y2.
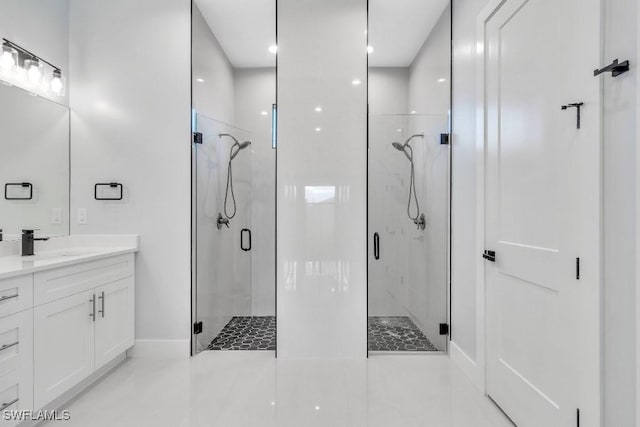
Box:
0;235;139;280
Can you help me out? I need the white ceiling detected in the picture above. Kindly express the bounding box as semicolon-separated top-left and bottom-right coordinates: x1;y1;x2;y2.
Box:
195;0;448;68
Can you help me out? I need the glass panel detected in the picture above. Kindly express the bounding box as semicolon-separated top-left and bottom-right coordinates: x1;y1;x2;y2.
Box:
194;114;253;353
369;114;449;352
368;0;451;354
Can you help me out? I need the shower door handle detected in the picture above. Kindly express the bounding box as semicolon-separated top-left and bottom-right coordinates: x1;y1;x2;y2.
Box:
373;232;380;260
241;229;251;252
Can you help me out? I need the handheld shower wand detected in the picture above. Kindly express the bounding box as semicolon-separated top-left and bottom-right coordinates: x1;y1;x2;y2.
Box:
219;133;252;226
391;133;426;230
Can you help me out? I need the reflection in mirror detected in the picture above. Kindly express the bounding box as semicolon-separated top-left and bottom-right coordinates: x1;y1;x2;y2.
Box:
0;83;70;240
367;1;451;352
192;0;276;354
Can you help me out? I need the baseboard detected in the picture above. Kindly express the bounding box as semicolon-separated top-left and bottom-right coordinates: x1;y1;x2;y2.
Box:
450;340;484;391
127;339;190;359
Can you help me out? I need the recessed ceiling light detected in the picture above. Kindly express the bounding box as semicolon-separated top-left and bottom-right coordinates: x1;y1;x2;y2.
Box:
260;111;268;116
438;78;447;83
352;79;361;85
314;406;320;411
315;127;321;132
268;45;278;54
196;78;204;83
367;46;374;54
410;110;417;114
396;128;402;133
315;106;322;112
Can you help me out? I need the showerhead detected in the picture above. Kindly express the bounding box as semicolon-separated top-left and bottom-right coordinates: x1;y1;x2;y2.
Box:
391;141;412;161
230;140;252;160
391;142;405;151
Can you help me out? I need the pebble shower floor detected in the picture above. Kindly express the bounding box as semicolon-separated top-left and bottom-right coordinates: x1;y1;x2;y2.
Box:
207;315;437;352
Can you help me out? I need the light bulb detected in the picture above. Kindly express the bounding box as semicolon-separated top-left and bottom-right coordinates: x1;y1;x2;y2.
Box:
268;45;278;54
25;59;42;84
367;46;374;54
51;70;63;95
0;45;17;70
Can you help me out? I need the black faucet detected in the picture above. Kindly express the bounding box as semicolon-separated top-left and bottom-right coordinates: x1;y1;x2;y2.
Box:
21;230;49;256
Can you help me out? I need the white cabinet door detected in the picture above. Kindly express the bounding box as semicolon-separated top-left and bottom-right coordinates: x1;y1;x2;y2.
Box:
0;310;33;423
94;277;134;370
34;290;95;409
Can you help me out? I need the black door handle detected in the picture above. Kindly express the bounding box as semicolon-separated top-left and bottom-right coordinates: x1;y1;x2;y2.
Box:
373;232;380;260
241;229;251;251
482;250;496;262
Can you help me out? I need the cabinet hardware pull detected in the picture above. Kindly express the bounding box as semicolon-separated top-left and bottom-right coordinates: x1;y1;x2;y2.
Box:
0;294;19;303
98;291;105;318
89;295;96;321
0;341;18;352
373;232;380;260
0;398;18;411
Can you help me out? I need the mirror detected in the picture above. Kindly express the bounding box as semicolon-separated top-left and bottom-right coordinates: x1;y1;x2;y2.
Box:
0;83;70;240
367;0;451;352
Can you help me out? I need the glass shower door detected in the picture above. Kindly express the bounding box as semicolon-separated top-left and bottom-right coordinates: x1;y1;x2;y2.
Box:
193;113;253;354
368;113;449;352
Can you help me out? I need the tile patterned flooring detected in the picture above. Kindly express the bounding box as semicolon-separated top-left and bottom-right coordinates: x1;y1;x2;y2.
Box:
207;316;276;351
368;316;437;352
207;316;437;352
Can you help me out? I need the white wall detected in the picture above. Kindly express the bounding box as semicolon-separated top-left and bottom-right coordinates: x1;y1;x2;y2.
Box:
368;68;409;114
450;0;487;366
0;0;69;104
69;0;191;351
409;6;451;116
602;0;637;424
234;68;276;316
192;4;235;125
277;0;368;358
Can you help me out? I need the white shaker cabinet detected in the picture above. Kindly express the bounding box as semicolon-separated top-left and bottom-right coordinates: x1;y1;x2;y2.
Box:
33;289;96;409
94;277;134;370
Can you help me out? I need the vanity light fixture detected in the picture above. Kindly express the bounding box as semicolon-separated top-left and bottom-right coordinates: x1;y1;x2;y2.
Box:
0;38;65;97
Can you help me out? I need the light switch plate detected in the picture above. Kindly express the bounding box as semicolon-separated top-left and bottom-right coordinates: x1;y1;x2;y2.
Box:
51;208;63;224
77;208;88;224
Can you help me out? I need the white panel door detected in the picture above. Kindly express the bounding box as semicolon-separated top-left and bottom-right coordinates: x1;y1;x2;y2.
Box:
95;277;134;369
484;0;600;425
34;290;95;409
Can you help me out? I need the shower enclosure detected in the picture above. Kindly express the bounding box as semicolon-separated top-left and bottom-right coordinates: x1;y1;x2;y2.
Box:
368;114;449;352
367;0;451;353
190;0;276;355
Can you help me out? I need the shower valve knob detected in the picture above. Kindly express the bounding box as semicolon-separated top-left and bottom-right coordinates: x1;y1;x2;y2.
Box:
216;213;230;230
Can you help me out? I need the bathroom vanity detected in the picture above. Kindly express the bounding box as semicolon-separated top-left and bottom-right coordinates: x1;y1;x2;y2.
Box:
0;235;137;424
